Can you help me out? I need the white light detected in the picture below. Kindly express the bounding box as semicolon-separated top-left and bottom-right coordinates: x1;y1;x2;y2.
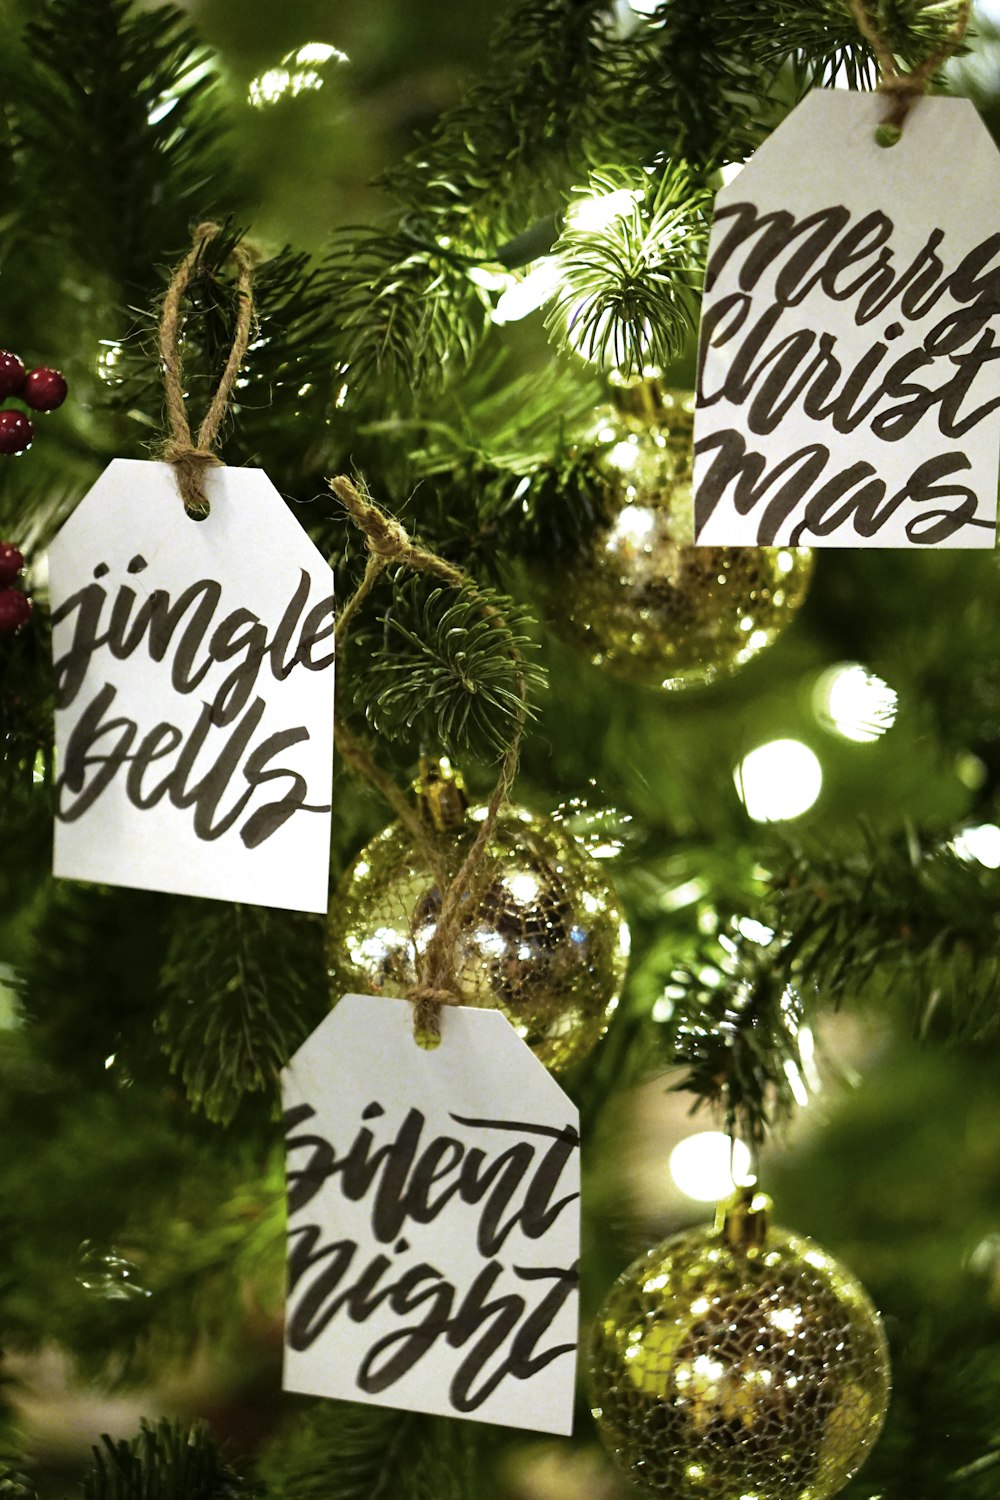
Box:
248;64;328;107
626;0;661;14
492;258;563;324
669;1132;753;1202
719;161;745;186
607;440;640;473
815;663;897;743
565;187;643;234
736;917;775;946
291;42;348;66
607;502;655;548
952;823;1000;869
466;264;512;292
506;871;541;904
735;740;822;823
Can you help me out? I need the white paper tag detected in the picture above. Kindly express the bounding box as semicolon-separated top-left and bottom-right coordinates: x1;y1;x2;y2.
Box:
49;459;335;913
694;91;1000;548
282;994;580;1435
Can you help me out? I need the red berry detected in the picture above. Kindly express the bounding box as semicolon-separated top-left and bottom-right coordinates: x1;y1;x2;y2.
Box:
23;366;68;412
0;410;33;455
0;351;25;400
0;543;24;587
0;588;31;633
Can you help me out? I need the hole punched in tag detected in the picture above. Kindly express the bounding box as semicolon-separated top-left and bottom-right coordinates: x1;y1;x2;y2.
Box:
848;0;972;148
157;222;259;519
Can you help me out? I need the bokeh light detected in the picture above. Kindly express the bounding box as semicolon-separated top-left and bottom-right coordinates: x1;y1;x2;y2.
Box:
669;1132;753;1202
815;663;898;743
952;823;1000;869
735;739;822;822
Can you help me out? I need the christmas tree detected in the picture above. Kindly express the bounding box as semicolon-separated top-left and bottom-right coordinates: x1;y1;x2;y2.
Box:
3;0;1000;1495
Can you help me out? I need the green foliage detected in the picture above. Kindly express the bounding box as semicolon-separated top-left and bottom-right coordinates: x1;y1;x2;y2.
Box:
601;1;773;168
352;577;545;759
658;826;1000;1144
323;229;492;396
379;0;615;232
158;902;326;1125
84;1421;254;1500
547;162;709;374
257;1401;493;1500
660;925;811;1148
0;1470;37;1500
772;830;1000;1042
16;0;233;296
760;0;969;91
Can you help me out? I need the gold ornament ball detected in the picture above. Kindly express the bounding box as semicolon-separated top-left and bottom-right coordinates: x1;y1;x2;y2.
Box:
544;380;813;689
589;1191;890;1499
326;775;630;1072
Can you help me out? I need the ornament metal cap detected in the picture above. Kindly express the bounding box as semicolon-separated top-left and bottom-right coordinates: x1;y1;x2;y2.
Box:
608;370;693;427
413;754;469;832
716;1182;771;1254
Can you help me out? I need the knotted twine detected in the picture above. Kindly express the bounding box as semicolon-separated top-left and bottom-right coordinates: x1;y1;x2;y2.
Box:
330;475;526;1046
848;0;972;143
158;222;258;517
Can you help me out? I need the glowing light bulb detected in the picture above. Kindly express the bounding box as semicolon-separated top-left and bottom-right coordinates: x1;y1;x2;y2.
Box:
492;258;563;324
952;823;1000;869
735;740;822;823
565;187;643;234
669;1132;753;1202
815;662;898;743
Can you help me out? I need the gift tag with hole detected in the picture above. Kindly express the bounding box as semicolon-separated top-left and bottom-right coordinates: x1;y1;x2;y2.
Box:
49;459;335;912
282;994;580;1434
694;90;1000;548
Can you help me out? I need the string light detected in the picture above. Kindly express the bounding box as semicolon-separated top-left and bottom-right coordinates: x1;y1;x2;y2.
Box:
735;740;822;822
669;1132;754;1202
815;663;897;743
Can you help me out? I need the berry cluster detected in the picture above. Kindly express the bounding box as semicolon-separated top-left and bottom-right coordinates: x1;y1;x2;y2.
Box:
0;350;68;456
0;542;30;633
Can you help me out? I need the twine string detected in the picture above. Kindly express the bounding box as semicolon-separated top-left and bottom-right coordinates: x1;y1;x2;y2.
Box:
330;474;527;1044
849;0;972;137
158;222;257;517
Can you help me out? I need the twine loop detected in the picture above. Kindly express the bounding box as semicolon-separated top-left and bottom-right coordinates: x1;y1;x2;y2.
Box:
330;475;527;1046
849;0;972;140
158;222;258;517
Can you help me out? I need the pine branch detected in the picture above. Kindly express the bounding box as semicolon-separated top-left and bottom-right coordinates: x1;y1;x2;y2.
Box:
599;2;772;169
546;161;709;375
322;228;492;396
257;1401;492;1500
758;0;969;91
351;576;545;760
393;354;605;569
659;825;1000;1145
0;1472;37;1500
119;230;344;480
158;902;326;1126
16;0;234;298
771;829;1000;1043
379;0;616;233
660;925;812;1148
84;1421;255;1500
23;883;170;1079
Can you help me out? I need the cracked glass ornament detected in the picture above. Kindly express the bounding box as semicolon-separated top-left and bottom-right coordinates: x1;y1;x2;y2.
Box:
589;1188;889;1499
326;758;630;1071
544;379;813;689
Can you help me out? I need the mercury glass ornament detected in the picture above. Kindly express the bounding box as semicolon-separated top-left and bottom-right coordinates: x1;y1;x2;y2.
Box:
589;1187;889;1499
545;379;813;689
326;758;630;1071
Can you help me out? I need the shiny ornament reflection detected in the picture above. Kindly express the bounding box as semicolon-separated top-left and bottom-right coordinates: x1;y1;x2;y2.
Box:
589;1191;889;1499
544;380;812;689
327;791;630;1072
